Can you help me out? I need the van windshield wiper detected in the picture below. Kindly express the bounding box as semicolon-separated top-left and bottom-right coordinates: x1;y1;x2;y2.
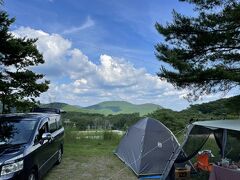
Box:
0;142;26;148
0;143;26;156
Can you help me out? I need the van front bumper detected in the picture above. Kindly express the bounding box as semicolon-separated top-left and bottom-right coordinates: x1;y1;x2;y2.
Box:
0;170;26;180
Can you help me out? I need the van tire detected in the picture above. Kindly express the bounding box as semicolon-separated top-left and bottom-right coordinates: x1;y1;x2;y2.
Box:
28;169;37;180
56;148;62;165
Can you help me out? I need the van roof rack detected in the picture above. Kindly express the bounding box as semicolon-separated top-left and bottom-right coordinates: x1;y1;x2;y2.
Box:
32;108;65;114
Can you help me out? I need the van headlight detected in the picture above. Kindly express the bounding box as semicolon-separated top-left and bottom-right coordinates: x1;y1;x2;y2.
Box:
1;160;23;176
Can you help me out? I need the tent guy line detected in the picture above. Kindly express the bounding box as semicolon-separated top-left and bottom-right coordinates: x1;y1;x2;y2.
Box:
107;127;186;180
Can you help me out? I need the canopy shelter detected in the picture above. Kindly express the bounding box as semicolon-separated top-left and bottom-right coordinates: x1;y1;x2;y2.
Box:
190;120;240;159
115;117;194;180
161;120;240;180
193;120;240;131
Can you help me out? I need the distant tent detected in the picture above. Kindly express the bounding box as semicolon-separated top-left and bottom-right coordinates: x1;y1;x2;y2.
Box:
115;117;183;178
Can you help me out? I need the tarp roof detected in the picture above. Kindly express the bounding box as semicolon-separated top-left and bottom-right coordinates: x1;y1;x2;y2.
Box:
193;120;240;131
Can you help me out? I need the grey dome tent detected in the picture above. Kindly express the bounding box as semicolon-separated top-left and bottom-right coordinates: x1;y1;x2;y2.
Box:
115;117;184;178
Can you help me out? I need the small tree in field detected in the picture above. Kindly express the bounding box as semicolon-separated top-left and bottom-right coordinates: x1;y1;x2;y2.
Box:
155;0;240;100
0;9;49;113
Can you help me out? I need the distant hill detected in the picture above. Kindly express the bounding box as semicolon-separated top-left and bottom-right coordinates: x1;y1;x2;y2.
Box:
41;101;162;116
184;95;240;116
41;102;83;112
41;102;68;109
83;101;162;115
38;95;240;117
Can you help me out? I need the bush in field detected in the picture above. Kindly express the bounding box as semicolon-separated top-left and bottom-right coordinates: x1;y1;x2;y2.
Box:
103;131;120;141
64;128;77;143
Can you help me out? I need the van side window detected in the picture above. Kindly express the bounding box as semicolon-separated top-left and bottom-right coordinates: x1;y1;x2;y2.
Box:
49;117;57;133
39;123;49;136
58;118;63;129
35;122;49;143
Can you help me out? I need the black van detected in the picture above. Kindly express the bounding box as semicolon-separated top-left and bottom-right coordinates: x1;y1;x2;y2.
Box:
0;110;64;180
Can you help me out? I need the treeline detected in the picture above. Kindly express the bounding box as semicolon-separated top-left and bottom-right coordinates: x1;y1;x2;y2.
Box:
186;95;240;117
62;104;239;133
62;110;189;133
62;112;140;131
61;109;191;133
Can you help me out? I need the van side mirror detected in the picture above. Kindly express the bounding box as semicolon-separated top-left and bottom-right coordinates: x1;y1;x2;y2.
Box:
42;133;52;141
60;109;66;114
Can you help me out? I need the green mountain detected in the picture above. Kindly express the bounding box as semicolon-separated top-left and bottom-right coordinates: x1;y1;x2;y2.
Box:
185;95;240;116
41;101;162;116
147;95;240;133
41;102;83;112
41;102;68;109
83;101;162;115
40;95;240;117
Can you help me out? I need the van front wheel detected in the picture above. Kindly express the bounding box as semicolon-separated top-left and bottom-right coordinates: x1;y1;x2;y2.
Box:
56;148;62;165
28;169;37;180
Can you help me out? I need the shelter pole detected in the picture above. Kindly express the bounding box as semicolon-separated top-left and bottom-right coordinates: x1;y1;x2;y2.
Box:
222;129;227;159
161;125;194;180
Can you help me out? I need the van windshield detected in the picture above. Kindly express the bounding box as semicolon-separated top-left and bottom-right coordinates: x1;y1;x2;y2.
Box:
0;119;37;145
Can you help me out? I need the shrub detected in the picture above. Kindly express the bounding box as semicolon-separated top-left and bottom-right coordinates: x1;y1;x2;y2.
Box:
103;131;120;141
64;127;78;143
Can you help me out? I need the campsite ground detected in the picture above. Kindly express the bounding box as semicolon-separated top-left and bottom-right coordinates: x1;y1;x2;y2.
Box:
44;130;136;180
44;130;212;180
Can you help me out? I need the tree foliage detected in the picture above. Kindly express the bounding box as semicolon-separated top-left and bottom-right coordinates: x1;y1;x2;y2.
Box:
155;0;240;100
0;10;49;113
188;94;240;116
62;111;141;131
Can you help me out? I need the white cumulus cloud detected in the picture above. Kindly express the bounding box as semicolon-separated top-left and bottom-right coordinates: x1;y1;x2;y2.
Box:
13;27;71;59
12;27;229;110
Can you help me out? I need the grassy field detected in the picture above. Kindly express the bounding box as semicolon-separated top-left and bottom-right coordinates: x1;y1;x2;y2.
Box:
44;130;136;180
44;130;218;180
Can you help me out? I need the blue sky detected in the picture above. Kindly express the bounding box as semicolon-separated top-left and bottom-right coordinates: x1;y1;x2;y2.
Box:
3;0;236;110
4;0;194;72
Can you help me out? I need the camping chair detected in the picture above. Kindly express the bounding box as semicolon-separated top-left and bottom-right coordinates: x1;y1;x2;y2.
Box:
195;150;213;172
